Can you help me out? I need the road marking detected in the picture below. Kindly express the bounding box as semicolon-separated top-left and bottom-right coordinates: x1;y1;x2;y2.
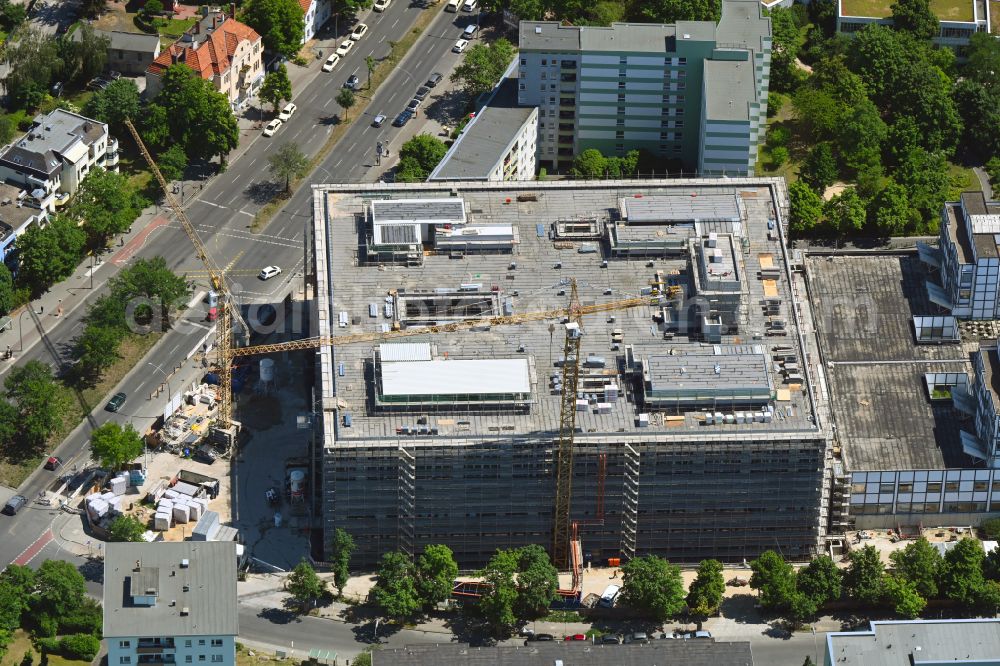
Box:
248;158;257;168
392;17;399;28
237;209;255;218
13;529;53;566
198;200;227;209
187;290;207;309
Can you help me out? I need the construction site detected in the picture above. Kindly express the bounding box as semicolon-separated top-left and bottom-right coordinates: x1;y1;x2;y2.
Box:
309;179;834;570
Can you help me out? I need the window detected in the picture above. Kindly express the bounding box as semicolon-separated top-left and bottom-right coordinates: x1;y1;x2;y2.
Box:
185;641;192;648
542;59;547;65
199;641;206;646
676;95;685;103
675;120;684;128
615;130;624;139
619;56;627;65
186;658;192;664
199;657;206;662
616;118;624;126
676;107;684;116
540;84;546;90
618;81;625;89
541;72;547;79
678;57;686;65
927;482;942;493
211;640;223;648
549;96;556;103
520;58;526;66
119;642;131;649
519;82;525;91
212;657;223;663
120;658;131;664
617;93;625;102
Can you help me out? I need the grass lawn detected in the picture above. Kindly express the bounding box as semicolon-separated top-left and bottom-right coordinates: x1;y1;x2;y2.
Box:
757;99;806;183
947;161;981;199
842;0;974;19
155;17;197;42
993;0;1000;33
0;630;91;666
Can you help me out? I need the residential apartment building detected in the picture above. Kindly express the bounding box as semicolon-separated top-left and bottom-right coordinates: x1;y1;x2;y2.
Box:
299;0;332;43
429;78;538;182
73;29;161;76
0;109;117;213
825;619;1000;666
146;10;264;112
837;0;992;53
104;542;238;666
517;0;770;175
0;182;48;264
920;191;1000;319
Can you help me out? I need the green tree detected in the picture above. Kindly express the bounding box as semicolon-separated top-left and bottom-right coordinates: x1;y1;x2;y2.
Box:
965;32;1000;93
74;325;124;381
890;0;938;41
619;555;686;622
0;0;26;30
450;38;517;98
154;65;239;162
836;99;887;174
365;55;376;90
267;142;310;193
394;156;427;183
138;103;171;153
800;143;838;193
571;149;607;178
633;0;720;23
0;114;16;146
509;0;545;21
327;528;355;596
513;545;558;619
953;80;1000;163
89;422;144;470
56;23;109;86
66;168;147;249
871;179;917;235
940;537;987;608
399;134;448;174
0;565;34;632
0;265;14;316
823;189;866;235
4;361;66;453
143;0;164;15
4;25;61;109
157;144;189;183
888;536;942;599
415;544;458;609
33;560;86;620
796;555;842;604
336;88;356;119
79;0;106;18
108;256;189;328
686;559;725;620
788;180;824;236
983;517;1000;540
787;591;818;627
83;78;141;136
108;514;147;542
259;65;293;114
242;0;305;59
286;559;325;610
769;7;804;93
749;550;797;611
476;552;518;637
882;574;926;618
59;635;100;661
844;544;885;606
792;88;846;143
371;551;420;619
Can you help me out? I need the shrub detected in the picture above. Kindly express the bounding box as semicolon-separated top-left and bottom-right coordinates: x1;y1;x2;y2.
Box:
60;634;100;661
982;517;1000;540
537;167;547;180
33;614;58;638
35;637;60;653
770;146;789;168
768;126;792;148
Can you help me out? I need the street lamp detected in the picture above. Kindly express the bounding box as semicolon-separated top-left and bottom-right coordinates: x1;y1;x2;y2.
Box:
17;306;34;351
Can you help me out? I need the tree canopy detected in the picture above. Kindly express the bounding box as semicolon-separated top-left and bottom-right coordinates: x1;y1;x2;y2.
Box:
89;422;144;470
148;65;240;163
268;142;310;192
450;39;517;98
889;537;942;599
395;134;448;182
686;559;725;619
66;168;148;249
415;544;459;609
84;79;142;136
260;65;293;113
3;361;67;454
328;528;355;596
371;551;420;619
619;555;686;622
109;515;147;542
242;0;305;58
844;544;885;606
287;560;325;610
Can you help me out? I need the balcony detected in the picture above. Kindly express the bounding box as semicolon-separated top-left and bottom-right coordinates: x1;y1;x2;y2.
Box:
137;656;176;664
560;73;576;83
558;111;575;120
557;135;573;146
137;640;175;652
557;147;574;157
559;96;574;107
560;60;577;69
559;123;574;132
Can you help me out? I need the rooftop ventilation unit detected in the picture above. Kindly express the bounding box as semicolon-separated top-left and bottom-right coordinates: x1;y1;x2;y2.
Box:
180;607;190;616
180;558;190;568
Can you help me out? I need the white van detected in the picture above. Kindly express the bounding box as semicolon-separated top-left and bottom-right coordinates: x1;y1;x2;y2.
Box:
598;584;621;608
445;0;459;11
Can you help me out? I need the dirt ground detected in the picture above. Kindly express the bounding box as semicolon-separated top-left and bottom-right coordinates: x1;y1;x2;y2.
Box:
845;525;979;564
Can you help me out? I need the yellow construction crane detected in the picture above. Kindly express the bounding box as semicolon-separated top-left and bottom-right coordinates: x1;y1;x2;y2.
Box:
126;117;681;565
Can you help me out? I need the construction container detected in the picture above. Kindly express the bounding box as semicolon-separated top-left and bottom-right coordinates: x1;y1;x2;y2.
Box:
596;403;613;414
191;510;220;541
638;413;650;427
576;399;588;412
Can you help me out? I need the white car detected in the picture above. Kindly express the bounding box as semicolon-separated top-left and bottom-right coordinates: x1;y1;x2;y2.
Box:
278;102;297;121
462;0;477;10
351;23;369;40
322;53;341;72
463;24;479;38
373;0;390;10
336;39;354;56
258;265;282;280
453;38;469;53
263;119;281;137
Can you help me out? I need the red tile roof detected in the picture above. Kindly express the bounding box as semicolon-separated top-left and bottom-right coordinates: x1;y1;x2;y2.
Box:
297;0;312;14
147;16;261;81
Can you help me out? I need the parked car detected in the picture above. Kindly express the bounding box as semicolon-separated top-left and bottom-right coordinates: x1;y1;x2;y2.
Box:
687;630;712;639
278;102;297;121
426;72;443;88
373;0;391;10
336;39;354;56
259;265;282;280
526;633;554;642
322;53;341;72
105;391;127;412
600;635;622;645
407;98;421;111
263;119;282;136
414;86;431;101
462;0;477;10
372;113;387;128
564;634;587;641
463;24;479;38
344;74;360;90
351;23;369;40
2;495;26;516
392;109;414;127
453;38;469;53
44;456;62;471
625;632;649;645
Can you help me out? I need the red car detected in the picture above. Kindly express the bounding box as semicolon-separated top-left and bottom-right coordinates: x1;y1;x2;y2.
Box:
44;456;61;471
564;634;587;641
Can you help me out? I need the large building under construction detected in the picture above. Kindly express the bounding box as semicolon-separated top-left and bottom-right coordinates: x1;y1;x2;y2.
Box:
309;179;832;568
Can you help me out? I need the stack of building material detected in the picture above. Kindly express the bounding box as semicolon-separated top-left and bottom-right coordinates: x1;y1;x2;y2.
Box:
86;494;109;519
172;503;190;524
153;512;171;531
191;510;221;541
110;475;127;496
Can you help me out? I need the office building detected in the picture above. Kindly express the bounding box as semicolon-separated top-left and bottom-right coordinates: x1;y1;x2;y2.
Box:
517;0;771;175
104;542;238;666
825;619;1000;666
837;0;992;52
309;178;829;568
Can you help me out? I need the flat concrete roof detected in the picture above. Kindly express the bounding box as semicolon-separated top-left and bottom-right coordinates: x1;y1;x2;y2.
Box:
646;348;771;398
807;254;975;470
430;78;535;181
380;358;531;398
518;21;581;52
704;60;757;122
314;179;821;444
620;194;742;224
371;198;466;225
826;619;1000;665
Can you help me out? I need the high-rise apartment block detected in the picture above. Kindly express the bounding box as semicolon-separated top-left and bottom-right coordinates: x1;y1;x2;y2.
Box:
517;0;770;175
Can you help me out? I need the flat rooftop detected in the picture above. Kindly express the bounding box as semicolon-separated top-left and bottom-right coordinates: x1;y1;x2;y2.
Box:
840;0;976;21
704;60;757;122
807;254;977;470
314;179;822;444
826;619;1000;665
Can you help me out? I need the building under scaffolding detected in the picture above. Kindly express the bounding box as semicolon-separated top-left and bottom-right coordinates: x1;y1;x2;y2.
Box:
311;179;831;568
